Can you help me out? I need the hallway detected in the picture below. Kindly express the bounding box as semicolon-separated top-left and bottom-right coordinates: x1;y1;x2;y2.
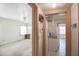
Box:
0;40;32;56
58;39;65;56
0;3;78;56
48;39;65;56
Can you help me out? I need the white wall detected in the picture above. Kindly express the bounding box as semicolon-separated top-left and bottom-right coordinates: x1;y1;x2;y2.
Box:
0;17;26;45
0;3;32;25
0;3;32;45
38;5;45;56
71;4;78;56
0;3;20;20
18;3;32;25
45;19;49;55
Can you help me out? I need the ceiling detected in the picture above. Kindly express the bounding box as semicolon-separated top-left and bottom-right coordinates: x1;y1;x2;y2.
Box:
53;14;65;20
47;13;65;20
38;3;72;12
46;13;65;24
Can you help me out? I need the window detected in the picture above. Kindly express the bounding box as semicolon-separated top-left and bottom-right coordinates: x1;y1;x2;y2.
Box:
20;26;26;35
59;24;66;35
58;24;66;39
59;26;66;34
28;26;32;34
20;25;32;35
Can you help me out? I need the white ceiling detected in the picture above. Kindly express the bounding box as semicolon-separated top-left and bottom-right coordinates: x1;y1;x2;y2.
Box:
47;14;65;20
53;14;65;20
46;14;65;24
38;3;72;12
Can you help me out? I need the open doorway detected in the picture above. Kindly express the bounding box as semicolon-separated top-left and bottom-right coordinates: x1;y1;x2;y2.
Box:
46;13;66;56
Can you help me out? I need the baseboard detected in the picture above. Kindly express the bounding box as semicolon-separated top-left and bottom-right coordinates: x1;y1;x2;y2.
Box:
0;39;23;47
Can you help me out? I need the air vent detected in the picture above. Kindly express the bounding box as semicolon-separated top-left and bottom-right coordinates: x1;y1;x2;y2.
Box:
47;19;52;22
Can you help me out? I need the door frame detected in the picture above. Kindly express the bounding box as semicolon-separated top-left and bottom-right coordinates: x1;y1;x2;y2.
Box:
78;4;79;56
44;7;71;56
39;14;46;56
28;3;38;56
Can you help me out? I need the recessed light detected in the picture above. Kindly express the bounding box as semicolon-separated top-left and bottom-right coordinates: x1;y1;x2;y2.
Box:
52;3;56;8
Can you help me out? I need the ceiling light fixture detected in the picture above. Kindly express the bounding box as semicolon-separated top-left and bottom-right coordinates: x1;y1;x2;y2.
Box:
52;3;56;8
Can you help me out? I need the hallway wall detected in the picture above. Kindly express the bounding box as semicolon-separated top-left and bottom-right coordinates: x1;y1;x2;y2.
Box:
71;3;78;56
45;19;49;55
38;5;44;56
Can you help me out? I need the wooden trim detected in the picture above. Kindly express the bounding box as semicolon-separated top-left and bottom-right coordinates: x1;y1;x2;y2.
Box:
44;8;68;16
65;8;71;56
38;14;46;56
78;4;79;56
42;15;46;56
44;7;71;56
28;3;38;56
29;3;46;56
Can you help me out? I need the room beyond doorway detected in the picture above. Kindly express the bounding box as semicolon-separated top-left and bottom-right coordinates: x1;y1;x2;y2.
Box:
46;13;66;56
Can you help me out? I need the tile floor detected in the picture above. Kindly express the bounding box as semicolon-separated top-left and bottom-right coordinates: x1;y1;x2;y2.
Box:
0;39;65;56
48;39;66;56
58;39;65;56
0;39;32;56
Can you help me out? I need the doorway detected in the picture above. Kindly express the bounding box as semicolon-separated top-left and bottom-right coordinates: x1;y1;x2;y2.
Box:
46;13;67;56
45;7;71;56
